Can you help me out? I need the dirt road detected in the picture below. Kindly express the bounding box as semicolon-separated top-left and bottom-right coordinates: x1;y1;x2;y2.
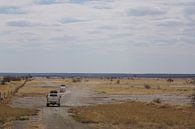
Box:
10;79;191;129
11;86;96;129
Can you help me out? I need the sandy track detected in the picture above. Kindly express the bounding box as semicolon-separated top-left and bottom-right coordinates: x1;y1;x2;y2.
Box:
41;107;89;129
11;85;95;129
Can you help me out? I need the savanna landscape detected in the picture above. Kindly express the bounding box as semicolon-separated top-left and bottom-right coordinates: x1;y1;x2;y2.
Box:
1;0;195;129
1;75;195;129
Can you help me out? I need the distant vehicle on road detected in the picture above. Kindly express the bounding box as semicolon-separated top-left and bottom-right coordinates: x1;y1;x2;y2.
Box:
46;90;61;107
60;85;66;93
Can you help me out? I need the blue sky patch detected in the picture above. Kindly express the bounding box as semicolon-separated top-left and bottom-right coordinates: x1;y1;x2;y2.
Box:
0;6;25;14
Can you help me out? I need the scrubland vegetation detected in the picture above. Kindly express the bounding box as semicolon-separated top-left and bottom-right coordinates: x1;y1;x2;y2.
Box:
16;77;71;97
0;104;37;124
94;78;195;95
1;77;195;129
0;75;32;85
72;78;82;83
0;75;36;128
69;101;195;129
68;77;195;129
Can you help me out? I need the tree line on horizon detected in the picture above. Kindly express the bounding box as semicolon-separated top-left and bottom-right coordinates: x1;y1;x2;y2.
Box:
0;75;32;85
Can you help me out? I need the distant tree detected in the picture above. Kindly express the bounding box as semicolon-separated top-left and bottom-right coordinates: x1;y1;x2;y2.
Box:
167;78;174;83
2;76;11;83
72;78;81;83
192;79;195;85
144;84;151;89
46;76;51;79
1;76;24;84
1;80;5;85
116;79;120;84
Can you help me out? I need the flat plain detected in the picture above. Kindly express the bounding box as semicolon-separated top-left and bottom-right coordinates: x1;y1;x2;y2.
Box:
0;77;195;129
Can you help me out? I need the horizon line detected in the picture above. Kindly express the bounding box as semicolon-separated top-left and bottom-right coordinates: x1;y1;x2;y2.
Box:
0;72;195;75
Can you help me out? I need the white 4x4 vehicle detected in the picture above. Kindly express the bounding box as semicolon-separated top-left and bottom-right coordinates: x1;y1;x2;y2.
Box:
60;85;66;93
46;90;61;107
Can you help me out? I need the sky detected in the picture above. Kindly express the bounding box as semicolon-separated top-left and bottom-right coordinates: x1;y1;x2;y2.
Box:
0;0;195;73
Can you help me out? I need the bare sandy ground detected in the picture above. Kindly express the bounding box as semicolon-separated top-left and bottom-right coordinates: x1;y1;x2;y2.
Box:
10;79;191;129
11;86;94;129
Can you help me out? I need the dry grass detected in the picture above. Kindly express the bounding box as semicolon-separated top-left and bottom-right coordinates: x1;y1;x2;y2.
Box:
0;80;26;103
93;78;195;95
0;104;38;124
16;77;69;96
0;81;25;94
16;86;57;96
25;122;44;129
69;101;195;129
96;86;195;95
27;77;72;86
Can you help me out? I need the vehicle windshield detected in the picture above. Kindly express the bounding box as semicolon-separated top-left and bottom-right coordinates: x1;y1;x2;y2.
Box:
49;94;57;96
50;90;58;93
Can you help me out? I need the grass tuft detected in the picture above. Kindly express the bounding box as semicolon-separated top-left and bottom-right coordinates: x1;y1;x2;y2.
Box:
153;98;162;104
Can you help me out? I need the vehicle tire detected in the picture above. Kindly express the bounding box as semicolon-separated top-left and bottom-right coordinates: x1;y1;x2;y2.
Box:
47;103;49;107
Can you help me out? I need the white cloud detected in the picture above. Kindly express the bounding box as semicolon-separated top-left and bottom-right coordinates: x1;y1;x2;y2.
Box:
0;0;195;73
128;6;166;16
6;20;42;27
0;0;35;6
0;0;194;48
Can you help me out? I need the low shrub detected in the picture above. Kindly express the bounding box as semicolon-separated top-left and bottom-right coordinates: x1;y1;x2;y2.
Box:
116;80;120;84
1;80;5;85
144;84;151;89
72;78;81;83
0;75;32;85
153;98;161;104
191;93;195;106
167;78;174;83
